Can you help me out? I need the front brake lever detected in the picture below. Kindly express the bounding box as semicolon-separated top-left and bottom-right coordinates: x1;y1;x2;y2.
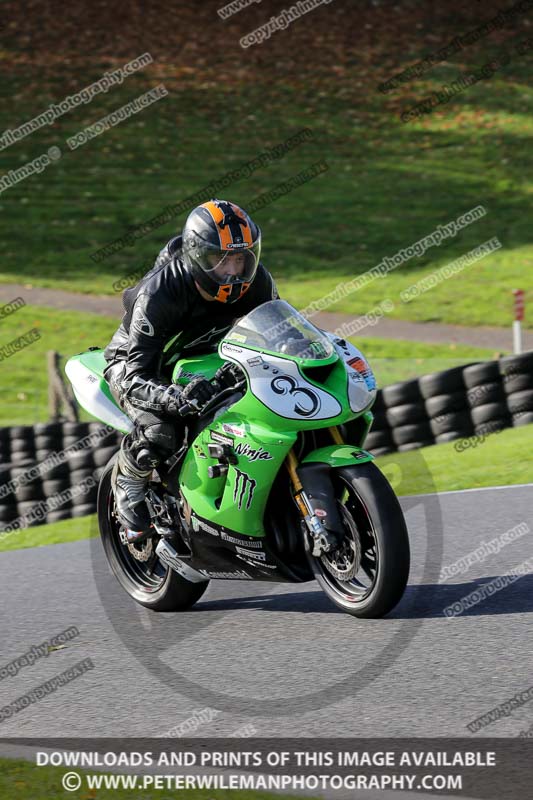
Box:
199;382;245;416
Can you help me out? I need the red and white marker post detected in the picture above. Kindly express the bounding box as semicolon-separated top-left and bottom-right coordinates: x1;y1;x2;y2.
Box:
512;289;525;354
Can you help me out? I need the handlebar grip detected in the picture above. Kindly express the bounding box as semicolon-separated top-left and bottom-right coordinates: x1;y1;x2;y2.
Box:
177;401;196;417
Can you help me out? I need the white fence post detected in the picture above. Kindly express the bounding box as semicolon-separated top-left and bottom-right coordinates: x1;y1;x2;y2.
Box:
512;289;524;355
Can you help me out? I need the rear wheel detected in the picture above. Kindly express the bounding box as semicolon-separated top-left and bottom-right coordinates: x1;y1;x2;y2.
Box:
97;457;209;611
306;461;410;618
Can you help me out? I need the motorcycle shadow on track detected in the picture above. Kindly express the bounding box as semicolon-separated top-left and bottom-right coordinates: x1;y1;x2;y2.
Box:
193;589;345;615
385;574;533;619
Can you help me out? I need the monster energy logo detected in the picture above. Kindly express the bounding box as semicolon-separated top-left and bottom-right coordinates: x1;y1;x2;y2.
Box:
233;468;256;511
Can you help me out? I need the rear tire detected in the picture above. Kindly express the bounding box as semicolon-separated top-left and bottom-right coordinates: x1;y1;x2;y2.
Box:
97;456;209;611
306;462;410;618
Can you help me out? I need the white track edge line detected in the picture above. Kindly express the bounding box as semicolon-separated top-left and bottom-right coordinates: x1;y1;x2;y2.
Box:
403;482;533;499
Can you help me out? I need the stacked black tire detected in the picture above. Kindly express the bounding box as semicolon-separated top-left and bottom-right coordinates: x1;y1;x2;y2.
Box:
500;351;533;428
0;422;122;529
383;378;434;452
463;361;509;436
0;428;18;529
422;364;475;444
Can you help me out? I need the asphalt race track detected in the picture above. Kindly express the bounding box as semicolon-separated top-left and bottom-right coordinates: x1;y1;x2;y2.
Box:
0;484;532;739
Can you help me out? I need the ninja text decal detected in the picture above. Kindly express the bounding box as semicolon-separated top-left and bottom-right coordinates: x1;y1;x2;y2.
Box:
235;443;273;462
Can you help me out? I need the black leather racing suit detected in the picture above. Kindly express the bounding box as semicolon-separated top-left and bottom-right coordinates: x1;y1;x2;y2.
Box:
103;234;279;466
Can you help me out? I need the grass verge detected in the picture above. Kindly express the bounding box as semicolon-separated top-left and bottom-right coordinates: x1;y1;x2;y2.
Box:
377;423;533;495
0;514;97;553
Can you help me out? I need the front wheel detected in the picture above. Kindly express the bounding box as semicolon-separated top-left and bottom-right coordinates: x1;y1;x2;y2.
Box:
97;456;209;611
306;462;410;618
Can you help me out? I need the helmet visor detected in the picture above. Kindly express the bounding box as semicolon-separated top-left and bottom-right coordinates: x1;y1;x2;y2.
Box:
198;239;261;285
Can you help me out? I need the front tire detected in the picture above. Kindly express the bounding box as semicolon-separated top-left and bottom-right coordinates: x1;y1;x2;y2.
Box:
307;461;410;618
97;456;209;611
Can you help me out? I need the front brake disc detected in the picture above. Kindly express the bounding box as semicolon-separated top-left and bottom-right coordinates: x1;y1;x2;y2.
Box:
113;502;157;563
320;505;361;581
126;537;155;562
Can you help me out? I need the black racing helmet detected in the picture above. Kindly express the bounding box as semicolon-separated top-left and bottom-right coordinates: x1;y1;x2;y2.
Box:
182;199;261;304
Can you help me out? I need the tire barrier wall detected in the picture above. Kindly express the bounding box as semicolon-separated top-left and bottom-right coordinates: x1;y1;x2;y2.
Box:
1;351;532;531
357;350;533;456
0;422;122;532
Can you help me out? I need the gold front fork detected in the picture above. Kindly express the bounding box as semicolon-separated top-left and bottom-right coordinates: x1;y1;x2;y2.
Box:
285;425;343;517
329;426;344;445
285;449;307;516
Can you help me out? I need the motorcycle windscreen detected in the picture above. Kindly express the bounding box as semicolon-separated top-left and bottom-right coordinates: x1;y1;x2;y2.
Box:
224;299;335;362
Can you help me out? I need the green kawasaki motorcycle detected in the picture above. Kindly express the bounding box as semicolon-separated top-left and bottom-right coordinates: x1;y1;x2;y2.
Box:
65;300;409;618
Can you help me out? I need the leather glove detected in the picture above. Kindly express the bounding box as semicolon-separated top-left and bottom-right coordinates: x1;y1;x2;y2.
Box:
161;384;185;416
214;362;245;389
178;375;217;413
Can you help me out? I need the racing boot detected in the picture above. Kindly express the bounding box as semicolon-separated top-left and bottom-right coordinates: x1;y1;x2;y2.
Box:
111;441;154;543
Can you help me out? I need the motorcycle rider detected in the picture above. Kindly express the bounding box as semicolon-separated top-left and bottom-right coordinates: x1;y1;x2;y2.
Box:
103;199;279;542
